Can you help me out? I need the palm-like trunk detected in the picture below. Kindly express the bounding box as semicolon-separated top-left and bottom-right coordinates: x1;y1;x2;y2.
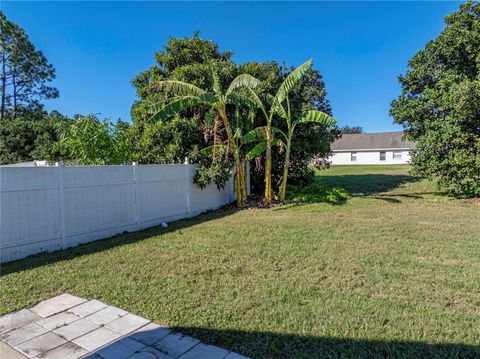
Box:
218;105;247;207
264;123;273;204
279;136;292;201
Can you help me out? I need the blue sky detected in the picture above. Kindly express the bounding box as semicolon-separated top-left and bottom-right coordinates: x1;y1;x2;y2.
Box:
4;1;461;132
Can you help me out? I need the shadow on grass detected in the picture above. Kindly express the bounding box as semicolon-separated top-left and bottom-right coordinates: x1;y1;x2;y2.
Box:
84;325;480;359
0;208;235;276
367;192;446;204
173;327;479;359
318;174;421;197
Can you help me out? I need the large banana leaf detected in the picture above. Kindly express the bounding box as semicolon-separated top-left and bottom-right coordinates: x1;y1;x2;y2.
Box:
267;94;287;119
297;110;336;126
155;81;206;97
246;141;267;160
246;138;284;160
275;59;313;104
209;62;222;95
149;95;189;109
243;88;268;118
200;144;227;156
226;74;262;95
226;92;261;111
150;93;217;121
148;98;191;118
241;127;266;145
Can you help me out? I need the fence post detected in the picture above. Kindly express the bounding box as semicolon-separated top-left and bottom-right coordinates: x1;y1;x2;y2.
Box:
184;157;191;215
56;161;67;249
132;162;140;230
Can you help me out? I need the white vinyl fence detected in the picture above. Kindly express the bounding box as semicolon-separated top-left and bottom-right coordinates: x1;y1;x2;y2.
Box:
0;163;245;263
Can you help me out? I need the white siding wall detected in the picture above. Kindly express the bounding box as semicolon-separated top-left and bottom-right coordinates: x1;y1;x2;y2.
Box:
0;163;240;263
329;150;411;165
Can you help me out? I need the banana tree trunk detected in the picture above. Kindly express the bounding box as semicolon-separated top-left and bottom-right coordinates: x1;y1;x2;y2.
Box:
239;158;248;197
236;160;243;207
235;150;248;207
279;138;292;201
264;124;273;204
219;106;247;207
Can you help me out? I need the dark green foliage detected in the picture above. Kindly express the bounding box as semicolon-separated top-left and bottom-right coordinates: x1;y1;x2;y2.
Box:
131;32;234;125
288;182;349;204
128;116;203;164
130;33;236;188
0;106;69;164
340;126;363;134
194;146;233;190
390;1;480;198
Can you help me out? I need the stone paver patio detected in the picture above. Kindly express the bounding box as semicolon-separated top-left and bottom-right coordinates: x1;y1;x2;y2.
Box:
0;294;249;359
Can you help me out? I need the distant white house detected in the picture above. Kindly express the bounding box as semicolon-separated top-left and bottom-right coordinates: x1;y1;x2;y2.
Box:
328;132;415;165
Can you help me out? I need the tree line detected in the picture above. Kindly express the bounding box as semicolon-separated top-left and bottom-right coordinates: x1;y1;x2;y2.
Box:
1;2;479;199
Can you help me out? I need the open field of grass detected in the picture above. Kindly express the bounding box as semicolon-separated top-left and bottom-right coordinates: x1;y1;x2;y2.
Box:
1;165;479;358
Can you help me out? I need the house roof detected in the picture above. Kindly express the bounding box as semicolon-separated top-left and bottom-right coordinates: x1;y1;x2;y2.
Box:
331;132;416;151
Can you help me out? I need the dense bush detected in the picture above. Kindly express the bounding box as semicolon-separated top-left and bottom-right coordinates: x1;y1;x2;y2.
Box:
55;115;132;165
0;107;69;164
288;182;349;204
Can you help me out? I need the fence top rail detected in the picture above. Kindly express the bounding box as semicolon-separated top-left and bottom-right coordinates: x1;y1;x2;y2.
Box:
66;164;191;168
0;163;198;169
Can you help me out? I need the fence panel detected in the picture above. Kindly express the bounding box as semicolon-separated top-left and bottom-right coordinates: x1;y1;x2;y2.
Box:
0;163;240;263
136;165;189;229
0;167;62;261
63;166;137;247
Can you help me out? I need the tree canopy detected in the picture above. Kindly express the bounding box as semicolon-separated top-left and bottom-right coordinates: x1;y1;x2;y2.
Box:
340;125;363;134
0;11;58;120
0;106;69;164
390;1;480;198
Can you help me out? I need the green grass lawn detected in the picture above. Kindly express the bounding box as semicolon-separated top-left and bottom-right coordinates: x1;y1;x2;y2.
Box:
1;165;479;358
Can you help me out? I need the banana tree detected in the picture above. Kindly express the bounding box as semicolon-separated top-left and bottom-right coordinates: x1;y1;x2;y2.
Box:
243;59;313;204
276;101;336;201
199;110;263;195
149;64;261;207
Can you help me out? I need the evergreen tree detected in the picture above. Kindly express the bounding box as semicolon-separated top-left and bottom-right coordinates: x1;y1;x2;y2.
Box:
0;11;58;120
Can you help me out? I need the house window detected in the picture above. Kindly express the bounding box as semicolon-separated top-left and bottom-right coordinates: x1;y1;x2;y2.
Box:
380;151;386;161
393;151;403;160
351;152;357;162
